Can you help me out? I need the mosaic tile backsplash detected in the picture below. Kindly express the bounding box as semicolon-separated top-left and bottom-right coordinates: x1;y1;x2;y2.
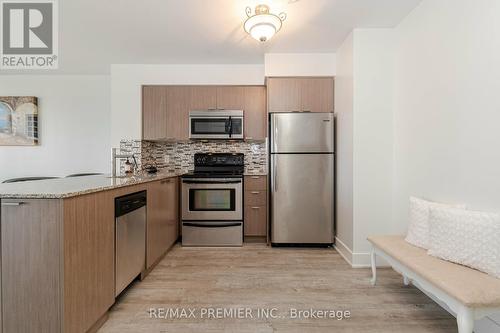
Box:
120;140;268;174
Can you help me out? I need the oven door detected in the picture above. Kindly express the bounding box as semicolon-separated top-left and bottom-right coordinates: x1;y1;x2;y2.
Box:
182;178;243;220
189;116;244;139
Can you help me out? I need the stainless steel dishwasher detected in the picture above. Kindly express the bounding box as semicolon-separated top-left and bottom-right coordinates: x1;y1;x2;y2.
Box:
115;191;146;296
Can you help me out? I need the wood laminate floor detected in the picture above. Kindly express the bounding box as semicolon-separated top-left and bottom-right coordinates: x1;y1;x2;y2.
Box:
98;244;456;333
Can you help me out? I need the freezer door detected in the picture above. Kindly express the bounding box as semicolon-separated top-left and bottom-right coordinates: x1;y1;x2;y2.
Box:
271;154;334;244
270;113;334;153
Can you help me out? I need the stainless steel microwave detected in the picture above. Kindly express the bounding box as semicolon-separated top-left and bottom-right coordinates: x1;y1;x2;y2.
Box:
189;110;244;139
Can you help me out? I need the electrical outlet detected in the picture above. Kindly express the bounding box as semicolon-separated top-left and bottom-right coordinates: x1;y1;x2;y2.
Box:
163;155;169;164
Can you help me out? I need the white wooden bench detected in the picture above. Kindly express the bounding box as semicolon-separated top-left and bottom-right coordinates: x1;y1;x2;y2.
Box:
368;235;500;333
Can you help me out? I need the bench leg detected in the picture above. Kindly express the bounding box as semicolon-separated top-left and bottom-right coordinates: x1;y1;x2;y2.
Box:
457;308;474;333
403;275;410;286
370;249;377;286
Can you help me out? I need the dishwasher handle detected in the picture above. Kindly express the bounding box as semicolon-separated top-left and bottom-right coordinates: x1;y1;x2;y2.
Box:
115;191;147;218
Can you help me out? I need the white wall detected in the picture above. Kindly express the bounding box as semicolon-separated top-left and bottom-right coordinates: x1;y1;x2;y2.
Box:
0;75;110;182
334;33;354;263
110;64;265;147
393;0;500;331
352;29;396;262
264;53;336;77
334;29;395;266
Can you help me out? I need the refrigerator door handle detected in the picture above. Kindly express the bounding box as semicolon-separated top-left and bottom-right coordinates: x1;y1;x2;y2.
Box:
272;155;278;192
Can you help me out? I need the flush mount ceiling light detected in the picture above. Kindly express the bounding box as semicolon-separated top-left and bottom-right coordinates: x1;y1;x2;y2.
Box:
244;4;286;42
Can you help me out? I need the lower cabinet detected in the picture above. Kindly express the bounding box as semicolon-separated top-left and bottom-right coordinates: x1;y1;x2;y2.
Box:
1;199;64;333
0;177;180;333
244;175;268;237
146;177;179;268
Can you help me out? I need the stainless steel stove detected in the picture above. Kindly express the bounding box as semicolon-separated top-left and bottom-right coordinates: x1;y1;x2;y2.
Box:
181;153;244;246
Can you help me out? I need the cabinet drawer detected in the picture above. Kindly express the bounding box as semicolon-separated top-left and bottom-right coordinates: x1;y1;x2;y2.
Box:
245;190;267;206
245;175;267;191
244;205;267;236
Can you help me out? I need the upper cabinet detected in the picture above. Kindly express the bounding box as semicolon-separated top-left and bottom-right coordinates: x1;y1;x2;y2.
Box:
244;86;267;140
142;86;168;140
142;85;267;141
267;77;334;113
166;86;190;140
216;86;245;110
267;78;301;112
189;86;217;110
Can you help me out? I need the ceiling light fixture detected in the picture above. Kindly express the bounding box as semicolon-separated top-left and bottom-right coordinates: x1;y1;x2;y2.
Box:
244;4;286;42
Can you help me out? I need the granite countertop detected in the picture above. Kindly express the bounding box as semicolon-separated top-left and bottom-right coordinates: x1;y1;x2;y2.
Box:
0;170;185;199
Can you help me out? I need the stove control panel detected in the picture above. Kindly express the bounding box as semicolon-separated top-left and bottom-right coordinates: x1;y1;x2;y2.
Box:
194;153;244;167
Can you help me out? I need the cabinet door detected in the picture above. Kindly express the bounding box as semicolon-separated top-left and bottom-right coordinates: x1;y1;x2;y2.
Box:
146;178;178;268
244;176;268;237
267;78;301;112
166;86;190;140
244;205;267;236
216;86;245;110
63;191;116;333
244;86;267;140
1;199;63;333
301;78;334;113
190;86;217;110
143;86;168;140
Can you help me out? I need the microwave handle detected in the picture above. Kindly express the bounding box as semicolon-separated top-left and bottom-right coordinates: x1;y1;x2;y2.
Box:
228;116;233;138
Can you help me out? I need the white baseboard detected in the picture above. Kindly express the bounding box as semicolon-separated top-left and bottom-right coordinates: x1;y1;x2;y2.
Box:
334;237;389;268
334;237;354;265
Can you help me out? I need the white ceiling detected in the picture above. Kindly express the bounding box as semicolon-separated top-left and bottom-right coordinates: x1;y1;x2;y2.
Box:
22;0;422;73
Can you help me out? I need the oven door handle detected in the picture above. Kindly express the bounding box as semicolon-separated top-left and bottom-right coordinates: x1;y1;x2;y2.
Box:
182;180;242;184
183;222;242;228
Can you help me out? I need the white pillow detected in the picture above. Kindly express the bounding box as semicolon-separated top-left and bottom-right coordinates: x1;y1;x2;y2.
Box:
428;206;500;279
405;197;465;249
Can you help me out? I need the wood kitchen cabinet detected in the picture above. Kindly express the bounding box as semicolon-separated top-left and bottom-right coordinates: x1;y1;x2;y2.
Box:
1;199;64;333
146;177;179;269
63;191;116;333
166;86;190;140
267;77;334;113
216;86;245;110
244;86;267;140
0;178;181;333
143;85;268;140
189;86;217;110
244;175;268;238
267;77;301;112
300;78;334;113
143;86;168;140
1;191;117;333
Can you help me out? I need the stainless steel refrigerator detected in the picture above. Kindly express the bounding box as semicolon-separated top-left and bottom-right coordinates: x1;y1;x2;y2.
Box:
270;112;334;245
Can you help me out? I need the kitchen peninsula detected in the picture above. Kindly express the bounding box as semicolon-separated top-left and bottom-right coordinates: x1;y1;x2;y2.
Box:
0;172;182;333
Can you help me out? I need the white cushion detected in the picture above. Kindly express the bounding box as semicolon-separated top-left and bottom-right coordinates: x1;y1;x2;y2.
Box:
405;197;465;249
428;206;500;279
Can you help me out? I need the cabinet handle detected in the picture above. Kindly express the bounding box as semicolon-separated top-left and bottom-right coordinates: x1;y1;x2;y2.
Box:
302;110;312;112
161;179;172;184
251;191;260;194
245;137;253;140
1;202;26;206
251;207;260;210
251;176;260;179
